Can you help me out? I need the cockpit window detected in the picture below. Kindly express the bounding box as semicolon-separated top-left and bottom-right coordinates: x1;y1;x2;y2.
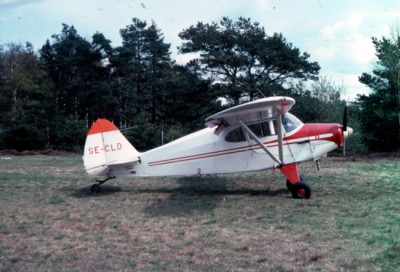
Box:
282;113;303;133
225;113;302;143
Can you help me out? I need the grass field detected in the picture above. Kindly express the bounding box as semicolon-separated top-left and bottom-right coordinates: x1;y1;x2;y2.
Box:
0;154;400;271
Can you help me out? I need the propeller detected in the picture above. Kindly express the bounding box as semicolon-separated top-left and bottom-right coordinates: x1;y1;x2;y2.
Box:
342;105;348;133
341;105;353;156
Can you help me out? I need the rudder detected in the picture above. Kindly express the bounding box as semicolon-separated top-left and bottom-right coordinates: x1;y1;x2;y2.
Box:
83;119;141;176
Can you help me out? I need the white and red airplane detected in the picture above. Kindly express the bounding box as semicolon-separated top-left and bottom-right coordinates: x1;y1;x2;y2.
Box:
83;96;353;199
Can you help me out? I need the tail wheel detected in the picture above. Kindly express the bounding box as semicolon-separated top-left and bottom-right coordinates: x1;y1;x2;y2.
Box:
91;184;101;193
291;181;312;199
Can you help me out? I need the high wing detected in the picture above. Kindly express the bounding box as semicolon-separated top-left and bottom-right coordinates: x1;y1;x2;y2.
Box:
205;96;296;165
205;96;295;128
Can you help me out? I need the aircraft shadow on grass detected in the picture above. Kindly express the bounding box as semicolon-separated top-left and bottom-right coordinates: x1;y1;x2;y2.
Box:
141;176;289;217
69;176;289;217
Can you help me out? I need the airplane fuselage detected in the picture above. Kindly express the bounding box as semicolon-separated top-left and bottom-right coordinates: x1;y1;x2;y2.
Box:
101;118;344;178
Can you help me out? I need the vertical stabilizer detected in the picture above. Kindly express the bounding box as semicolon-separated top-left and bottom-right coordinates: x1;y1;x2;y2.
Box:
83;119;141;176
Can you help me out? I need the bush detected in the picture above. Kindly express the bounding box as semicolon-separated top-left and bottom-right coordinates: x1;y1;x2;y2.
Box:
1;124;47;151
50;116;87;152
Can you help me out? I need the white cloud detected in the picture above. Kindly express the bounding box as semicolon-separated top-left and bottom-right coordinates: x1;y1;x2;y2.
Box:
327;73;371;101
314;10;378;92
311;46;335;61
257;0;273;12
321;12;363;40
347;12;363;30
382;24;391;37
321;21;347;39
346;32;376;65
175;52;200;65
343;81;371;101
321;25;335;39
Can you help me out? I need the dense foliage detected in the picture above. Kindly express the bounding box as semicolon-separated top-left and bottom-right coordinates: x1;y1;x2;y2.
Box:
0;17;398;152
0;20;221;151
178;17;320;104
355;35;400;151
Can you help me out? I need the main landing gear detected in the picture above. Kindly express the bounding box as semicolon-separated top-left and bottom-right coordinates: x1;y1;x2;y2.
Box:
280;163;312;199
286;178;312;199
91;176;115;193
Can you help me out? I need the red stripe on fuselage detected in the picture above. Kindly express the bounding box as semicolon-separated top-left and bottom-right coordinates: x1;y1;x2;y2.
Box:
147;142;259;166
147;123;343;167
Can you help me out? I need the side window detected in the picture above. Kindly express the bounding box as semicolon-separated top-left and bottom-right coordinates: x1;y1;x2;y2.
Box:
225;127;246;142
261;121;274;137
225;121;277;142
248;123;263;137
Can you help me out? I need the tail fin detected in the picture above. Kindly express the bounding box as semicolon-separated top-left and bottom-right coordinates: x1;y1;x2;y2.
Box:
83;119;141;176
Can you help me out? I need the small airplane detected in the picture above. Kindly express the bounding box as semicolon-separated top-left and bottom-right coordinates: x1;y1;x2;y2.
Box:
83;96;353;199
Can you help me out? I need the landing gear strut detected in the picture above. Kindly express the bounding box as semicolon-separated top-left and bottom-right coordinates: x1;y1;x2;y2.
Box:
91;176;115;193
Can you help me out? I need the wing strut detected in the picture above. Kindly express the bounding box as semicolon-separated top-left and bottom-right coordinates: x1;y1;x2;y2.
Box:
239;120;282;165
276;113;285;164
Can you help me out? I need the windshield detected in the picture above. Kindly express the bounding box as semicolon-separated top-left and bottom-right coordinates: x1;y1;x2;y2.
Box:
282;113;303;133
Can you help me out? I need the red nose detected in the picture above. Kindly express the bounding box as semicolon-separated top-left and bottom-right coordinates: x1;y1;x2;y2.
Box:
305;124;344;147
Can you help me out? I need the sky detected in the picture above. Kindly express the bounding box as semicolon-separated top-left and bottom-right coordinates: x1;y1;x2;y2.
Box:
1;0;399;101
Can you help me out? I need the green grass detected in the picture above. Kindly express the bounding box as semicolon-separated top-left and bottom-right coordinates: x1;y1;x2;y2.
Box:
0;154;400;271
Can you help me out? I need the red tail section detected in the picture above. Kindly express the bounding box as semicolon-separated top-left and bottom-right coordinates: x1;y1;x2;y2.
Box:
83;119;141;176
88;119;119;135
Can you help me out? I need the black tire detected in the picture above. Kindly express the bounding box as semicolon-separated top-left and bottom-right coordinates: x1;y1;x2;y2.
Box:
91;184;101;193
291;181;312;199
287;176;305;191
286;179;294;191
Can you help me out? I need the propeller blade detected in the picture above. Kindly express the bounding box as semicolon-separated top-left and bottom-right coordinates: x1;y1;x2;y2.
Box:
342;105;349;156
342;105;348;132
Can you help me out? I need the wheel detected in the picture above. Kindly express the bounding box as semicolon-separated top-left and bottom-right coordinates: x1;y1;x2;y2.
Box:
91;184;101;193
291;181;312;199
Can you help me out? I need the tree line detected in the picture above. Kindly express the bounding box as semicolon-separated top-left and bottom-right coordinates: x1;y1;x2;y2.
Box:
0;17;399;152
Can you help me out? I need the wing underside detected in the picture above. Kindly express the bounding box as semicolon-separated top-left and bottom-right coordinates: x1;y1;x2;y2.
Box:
205;96;295;128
